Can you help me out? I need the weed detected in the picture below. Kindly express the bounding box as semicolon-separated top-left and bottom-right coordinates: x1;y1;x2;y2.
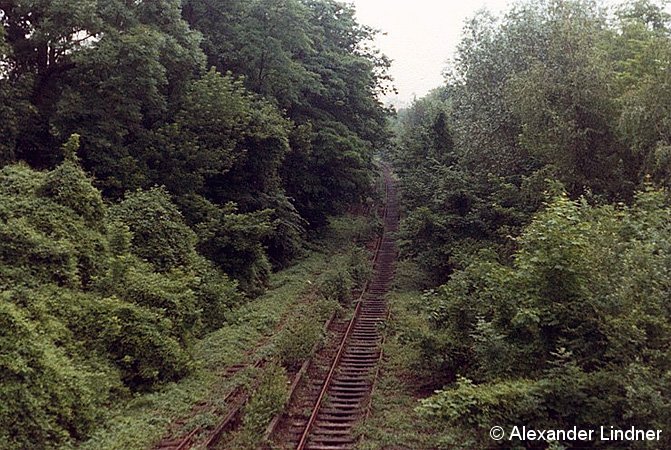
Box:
275;316;324;371
233;363;289;449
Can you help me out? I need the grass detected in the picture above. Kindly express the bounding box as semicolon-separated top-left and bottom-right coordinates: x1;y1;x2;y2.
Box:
356;289;446;450
228;363;290;450
75;214;376;450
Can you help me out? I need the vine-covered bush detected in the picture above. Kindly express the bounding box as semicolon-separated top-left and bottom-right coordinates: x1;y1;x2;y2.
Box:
110;187;197;272
0;150;239;447
39;135;105;227
0;300;107;449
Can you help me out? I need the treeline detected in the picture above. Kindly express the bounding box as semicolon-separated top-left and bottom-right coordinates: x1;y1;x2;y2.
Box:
1;0;390;286
391;0;671;447
0;1;389;448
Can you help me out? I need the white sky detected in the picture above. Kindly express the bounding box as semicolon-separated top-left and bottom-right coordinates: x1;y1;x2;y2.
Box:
350;0;513;108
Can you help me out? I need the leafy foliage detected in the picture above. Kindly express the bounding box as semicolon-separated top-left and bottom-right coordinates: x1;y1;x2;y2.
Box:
0;153;238;447
39;135;105;227
111;187;197;272
189;198;274;296
0;299;108;449
392;90;539;284
236;363;289;449
390;1;671;446
275;310;325;371
1;0;389;446
183;0;391;228
1;0;390;300
415;190;671;447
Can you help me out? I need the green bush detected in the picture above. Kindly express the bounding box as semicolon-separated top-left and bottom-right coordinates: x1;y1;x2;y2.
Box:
98;300;192;389
314;245;372;304
418;376;542;430
191;198;274;296
316;266;353;304
111;262;200;341
347;246;372;289
111;186;197;272
0;158;242;446
275;316;324;370
328;214;380;248
10;286;193;392
39;135;105;227
416;189;671;447
0;162;109;289
189;256;242;331
64;293;192;390
0;216;80;287
0;300;107;449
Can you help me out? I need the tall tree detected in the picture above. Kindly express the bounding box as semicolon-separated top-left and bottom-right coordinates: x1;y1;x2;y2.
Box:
53;0;204;196
505;0;625;197
183;0;392;226
611;0;671;186
1;0;103;166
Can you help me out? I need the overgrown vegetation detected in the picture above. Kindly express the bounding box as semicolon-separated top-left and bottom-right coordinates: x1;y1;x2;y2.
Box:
356;290;443;450
1;0;390;293
1;0;388;447
0;138;240;449
0;134;376;450
7;0;671;446
235;363;290;450
76;211;377;450
274;244;369;371
390;0;671;447
415;191;671;448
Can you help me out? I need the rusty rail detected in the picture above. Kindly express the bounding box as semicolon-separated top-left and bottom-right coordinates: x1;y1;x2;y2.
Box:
277;165;398;450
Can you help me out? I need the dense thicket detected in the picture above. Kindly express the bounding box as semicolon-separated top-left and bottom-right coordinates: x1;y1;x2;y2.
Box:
392;0;671;447
0;138;240;448
182;0;392;227
1;0;389;288
395;0;671;279
416;191;671;448
0;1;388;447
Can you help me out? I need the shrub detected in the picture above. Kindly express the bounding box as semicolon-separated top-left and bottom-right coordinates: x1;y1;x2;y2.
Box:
0;144;244;446
316;267;353;304
418;376;542;431
275;316;324;370
0;216;80;287
64;294;192;390
0;300;106;449
0;163;110;289
111;187;197;272
112;262;200;341
189;256;242;331
10;285;192;393
39;135;105;227
99;300;192;389
417;189;671;447
192;199;274;296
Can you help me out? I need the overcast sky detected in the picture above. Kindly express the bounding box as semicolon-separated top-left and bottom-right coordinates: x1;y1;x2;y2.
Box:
350;0;513;107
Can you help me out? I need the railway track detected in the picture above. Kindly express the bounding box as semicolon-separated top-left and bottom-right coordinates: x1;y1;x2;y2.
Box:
270;167;399;450
155;167;397;450
154;360;262;450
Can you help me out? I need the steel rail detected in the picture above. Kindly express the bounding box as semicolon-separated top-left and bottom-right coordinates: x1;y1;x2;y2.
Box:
294;165;397;450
